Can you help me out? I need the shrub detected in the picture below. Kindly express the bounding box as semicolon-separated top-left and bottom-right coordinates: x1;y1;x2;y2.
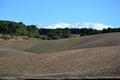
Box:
0;35;11;40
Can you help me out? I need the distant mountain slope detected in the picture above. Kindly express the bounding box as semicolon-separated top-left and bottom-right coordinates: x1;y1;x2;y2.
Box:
0;46;119;78
37;22;112;30
0;33;120;54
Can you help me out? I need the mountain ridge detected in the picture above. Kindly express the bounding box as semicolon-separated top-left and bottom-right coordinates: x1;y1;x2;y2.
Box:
37;22;113;30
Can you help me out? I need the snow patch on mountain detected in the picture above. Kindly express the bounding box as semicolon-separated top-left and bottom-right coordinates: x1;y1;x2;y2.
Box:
37;22;113;30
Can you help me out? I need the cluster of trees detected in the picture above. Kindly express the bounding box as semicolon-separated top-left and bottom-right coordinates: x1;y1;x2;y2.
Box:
70;28;101;36
101;28;120;33
79;28;120;36
40;28;120;37
0;20;71;39
39;28;71;39
0;20;120;40
70;28;120;36
47;28;71;39
0;20;39;38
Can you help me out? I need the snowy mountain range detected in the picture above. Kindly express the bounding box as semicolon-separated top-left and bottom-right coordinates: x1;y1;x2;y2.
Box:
37;22;113;30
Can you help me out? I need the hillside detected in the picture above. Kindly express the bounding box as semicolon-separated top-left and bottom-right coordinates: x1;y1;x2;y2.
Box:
0;46;119;78
0;33;120;79
0;33;120;54
0;48;34;57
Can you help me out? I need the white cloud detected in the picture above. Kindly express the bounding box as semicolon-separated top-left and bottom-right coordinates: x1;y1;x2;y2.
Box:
37;22;113;30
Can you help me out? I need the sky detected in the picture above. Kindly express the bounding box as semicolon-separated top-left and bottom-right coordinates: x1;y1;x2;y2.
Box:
0;0;120;28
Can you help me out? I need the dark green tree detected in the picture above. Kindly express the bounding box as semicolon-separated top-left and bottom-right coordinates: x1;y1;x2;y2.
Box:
62;28;71;38
27;25;39;38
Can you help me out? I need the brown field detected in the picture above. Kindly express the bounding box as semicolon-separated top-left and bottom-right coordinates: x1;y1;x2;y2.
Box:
0;33;120;79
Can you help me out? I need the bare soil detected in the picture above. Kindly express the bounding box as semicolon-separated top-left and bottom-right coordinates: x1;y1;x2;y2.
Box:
0;33;120;79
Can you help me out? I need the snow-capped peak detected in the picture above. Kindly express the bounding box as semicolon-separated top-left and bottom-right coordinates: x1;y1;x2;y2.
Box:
37;22;113;30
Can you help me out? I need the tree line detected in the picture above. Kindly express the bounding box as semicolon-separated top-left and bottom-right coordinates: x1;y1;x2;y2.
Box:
0;20;39;38
39;28;71;39
0;20;71;39
0;20;120;40
39;27;120;38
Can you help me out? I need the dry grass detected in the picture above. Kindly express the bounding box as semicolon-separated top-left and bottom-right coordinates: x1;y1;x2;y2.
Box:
0;33;120;78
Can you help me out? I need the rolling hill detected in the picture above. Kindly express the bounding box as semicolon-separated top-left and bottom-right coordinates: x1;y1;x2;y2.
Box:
0;33;120;79
0;33;120;54
0;48;34;57
0;46;119;78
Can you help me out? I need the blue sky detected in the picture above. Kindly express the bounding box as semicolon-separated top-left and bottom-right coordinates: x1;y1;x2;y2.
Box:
0;0;120;27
